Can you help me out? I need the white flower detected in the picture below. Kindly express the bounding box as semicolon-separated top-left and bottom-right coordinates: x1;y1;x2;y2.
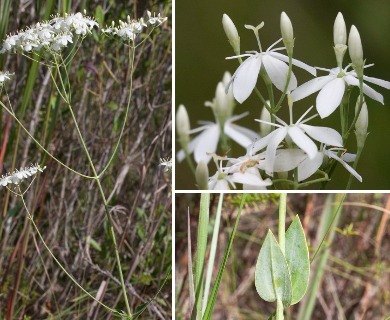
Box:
297;146;361;182
159;158;172;172
251;106;343;175
176;112;260;164
0;163;46;187
226;23;316;103
291;64;390;118
208;157;271;190
0;71;13;84
147;11;167;25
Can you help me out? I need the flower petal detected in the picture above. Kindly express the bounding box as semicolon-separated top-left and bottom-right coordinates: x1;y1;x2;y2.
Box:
265;127;288;175
299;124;343;147
363;75;390;89
248;132;274;154
232;55;262;103
345;75;384;104
291;75;334;102
272;149;307;172
231;170;272;188
268;51;317;75
316;78;345;118
297;153;323;181
193;124;220;163
224;122;260;148
288;126;318;159
325;151;362;182
341;152;356;162
262;54;297;92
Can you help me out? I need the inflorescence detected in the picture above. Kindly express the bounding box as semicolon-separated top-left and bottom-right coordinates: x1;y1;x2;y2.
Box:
0;12;98;54
102;11;167;41
0;163;46;187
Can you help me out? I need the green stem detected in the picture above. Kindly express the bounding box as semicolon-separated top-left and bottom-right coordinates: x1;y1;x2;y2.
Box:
98;44;135;178
54;61;132;317
278;193;287;255
0;101;94;179
276;298;284;320
19;190;117;315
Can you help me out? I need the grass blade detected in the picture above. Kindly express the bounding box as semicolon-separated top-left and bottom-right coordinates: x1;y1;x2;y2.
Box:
202;194;247;320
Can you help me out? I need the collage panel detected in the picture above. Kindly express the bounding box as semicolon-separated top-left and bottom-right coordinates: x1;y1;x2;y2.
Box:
175;193;390;319
0;1;172;319
175;0;390;190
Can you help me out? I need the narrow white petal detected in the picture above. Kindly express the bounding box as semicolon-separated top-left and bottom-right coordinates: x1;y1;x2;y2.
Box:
193;124;220;163
262;54;297;91
299;124;343;147
232;55;262;103
265;127;288;174
231;171;272;187
291;75;335;102
268;51;317;75
363;75;390;89
326;151;362;182
288;126;318;159
225;122;260;147
316;78;345;118
248;132;273;154
345;75;384;104
341;152;356;162
272;149;307;172
297;153;323;181
362;83;384;104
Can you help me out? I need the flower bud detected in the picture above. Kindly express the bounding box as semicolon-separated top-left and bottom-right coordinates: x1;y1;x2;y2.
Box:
333;12;347;46
348;25;364;76
195;160;209;190
222;14;240;55
260;101;272;136
355;99;368;148
280;12;294;55
176;105;190;147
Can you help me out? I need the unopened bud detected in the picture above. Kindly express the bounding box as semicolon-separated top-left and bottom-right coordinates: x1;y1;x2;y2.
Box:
176;105;190;147
348;25;364;77
260;101;272;136
355;99;368;148
195;161;209;190
280;12;294;55
222;14;240;55
334;12;347;46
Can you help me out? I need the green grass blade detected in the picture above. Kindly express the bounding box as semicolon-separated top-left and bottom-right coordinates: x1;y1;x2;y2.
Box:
202;193;224;315
188;208;195;314
193;193;210;319
297;193;345;320
202;194;247;320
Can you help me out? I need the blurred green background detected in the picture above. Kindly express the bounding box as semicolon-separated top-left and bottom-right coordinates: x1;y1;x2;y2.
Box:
176;0;390;190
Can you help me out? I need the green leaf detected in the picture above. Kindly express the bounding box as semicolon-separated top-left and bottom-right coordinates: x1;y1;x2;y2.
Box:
285;215;310;304
94;5;105;26
255;230;292;307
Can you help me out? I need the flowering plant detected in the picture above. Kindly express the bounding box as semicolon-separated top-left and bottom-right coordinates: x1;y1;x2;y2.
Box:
0;7;168;319
176;12;390;190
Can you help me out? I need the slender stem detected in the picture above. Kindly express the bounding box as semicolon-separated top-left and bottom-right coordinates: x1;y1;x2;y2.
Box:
54;61;132;317
346;145;364;190
0;101;94;179
98;44;135;178
18;189;117;314
276;298;284;320
278;193;287;255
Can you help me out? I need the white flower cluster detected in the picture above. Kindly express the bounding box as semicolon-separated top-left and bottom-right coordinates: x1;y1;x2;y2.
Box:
177;12;390;190
0;163;46;187
0;12;98;54
102;11;167;41
0;71;13;85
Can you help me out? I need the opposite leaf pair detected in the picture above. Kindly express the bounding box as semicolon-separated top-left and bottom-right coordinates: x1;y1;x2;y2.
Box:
255;216;310;315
